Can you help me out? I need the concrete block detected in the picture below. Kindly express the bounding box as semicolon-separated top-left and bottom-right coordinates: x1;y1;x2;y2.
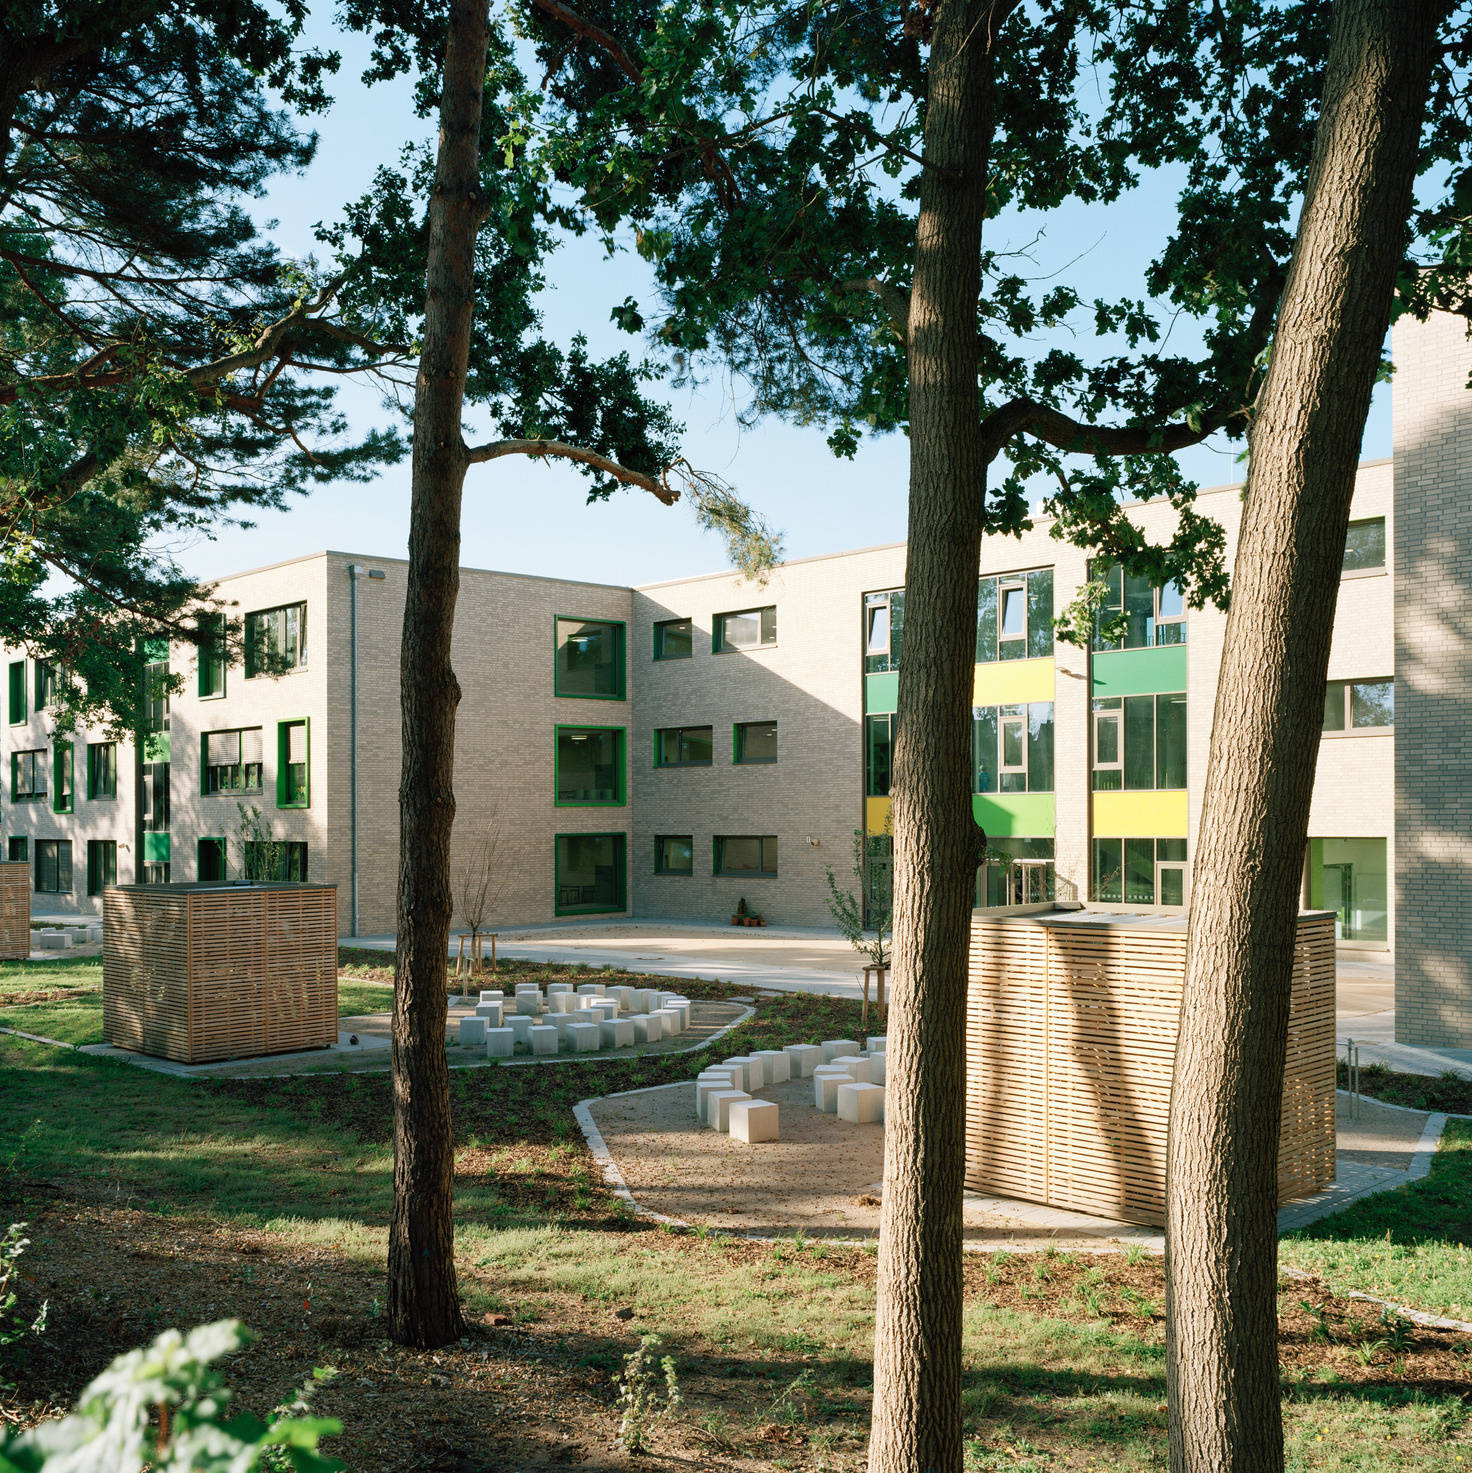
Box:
85;926;104;944
814;1066;856;1112
613;986;635;1010
459;1017;488;1048
37;931;72;950
509;1015;534;1049
728;1098;779;1144
548;1014;579;1042
600;1018;636;1049
631;989;656;1013
546;982;572;996
653;1007;682;1035
752;1050;790;1084
576;984;602;997
479;990;505;1004
632;1016;659;1045
871;1053;887;1086
529;1025;558;1057
515;992;542;1016
589;1001;617;1024
548;993;578;1014
485;1028;515;1059
722;1057;755;1090
708;1089;751;1132
843;1055;873;1084
784;1043;822;1078
696;1074;739;1116
866;1036;887;1054
473;1001;504;1024
568;1021;601;1052
821;1039;861;1063
837;1082;885;1124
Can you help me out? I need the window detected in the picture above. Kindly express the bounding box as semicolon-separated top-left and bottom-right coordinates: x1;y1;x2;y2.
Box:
87;742;117;799
972;703;1054;793
242;840;307;882
713;605;776;653
52;741;73;813
277;721;309;807
8;661;24;724
11;750;46;801
7;837;26;862
35;839;72;894
976;569;1053;663
653;618;693;661
865;589;904;674
1308;836;1387;942
142;655;170;732
86;840;117;896
555;833;626;914
714;835;778;877
866;714;893;797
1342;517;1386;573
197;613;226;697
1092;837;1188;906
976;837;1056;907
655;725;713;767
734;721;778;764
654;835;693;875
244;602;307;677
140;761;169;832
1323;679;1393;732
554;617;625;698
1092;566;1187;650
203;728;263;794
142;863;170;885
556;726;625;804
198;838;228;882
1091;693;1187;790
33;660;58;711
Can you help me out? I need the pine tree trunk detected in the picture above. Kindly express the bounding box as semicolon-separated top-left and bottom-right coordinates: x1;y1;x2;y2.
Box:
1166;2;1443;1466
386;0;490;1350
869;5;1006;1469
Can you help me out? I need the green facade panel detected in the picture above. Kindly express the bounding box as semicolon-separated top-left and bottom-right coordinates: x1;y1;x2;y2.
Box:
972;792;1055;838
142;832;172;863
141;731;171;762
1091;645;1188;697
865;671;899;714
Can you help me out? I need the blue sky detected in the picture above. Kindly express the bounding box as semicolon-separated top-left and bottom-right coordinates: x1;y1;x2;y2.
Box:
189;18;1391;589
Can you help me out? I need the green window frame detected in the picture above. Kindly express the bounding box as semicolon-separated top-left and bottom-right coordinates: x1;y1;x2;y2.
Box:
33;660;57;712
87;742;117;799
203;727;263;795
653;618;693;661
555;725;626;805
1342;517;1386;574
714;835;778;878
86;839;117;896
197;612;226;697
8;661;25;725
713;605;776;653
11;749;46;801
733;720;778;764
554;616;626;700
654;725;713;767
276;720;309;808
52;740;73;813
243;839;307;882
1091;693;1186;791
197;838;228;882
976;568;1054;663
554;832;627;915
865;589;903;674
654;835;693;875
7;837;27;862
245;602;307;678
35;839;72;894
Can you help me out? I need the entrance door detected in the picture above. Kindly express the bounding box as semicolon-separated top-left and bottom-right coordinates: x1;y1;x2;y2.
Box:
1322;862;1353;939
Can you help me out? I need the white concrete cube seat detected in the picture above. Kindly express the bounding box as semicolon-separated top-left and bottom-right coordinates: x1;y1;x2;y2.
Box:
871;1052;887;1086
751;1049;790;1085
843;1055;873;1084
37;931;71;950
837;1081;885;1124
821;1038;861;1063
548;1014;579;1040
547;993;578;1014
567;1021;601;1052
484;1027;516;1059
459;1017;488;1047
722;1057;756;1090
576;983;602;997
728;1098;779;1144
631;1015;660;1045
866;1035;887;1054
784;1043;822;1078
515;993;542;1016
664;1001;691;1030
613;986;635;1010
695;1073;739;1116
600;1018;636;1049
473;1000;504;1023
508;1015;535;1048
478;989;505;1004
546;982;572;996
707;1089;751;1132
589;1001;617;1023
653;1007;682;1035
813;1065;857;1112
529;1024;558;1056
514;983;540;996
632;989;656;1013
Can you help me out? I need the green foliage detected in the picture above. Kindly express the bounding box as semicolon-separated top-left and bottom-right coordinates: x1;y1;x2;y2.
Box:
824;828;891;969
235;804;287;884
0;1224;47;1394
615;1334;682;1453
0;1320;343;1472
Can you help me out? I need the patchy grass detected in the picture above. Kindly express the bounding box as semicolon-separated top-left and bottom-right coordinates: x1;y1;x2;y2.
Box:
1342;1061;1472;1117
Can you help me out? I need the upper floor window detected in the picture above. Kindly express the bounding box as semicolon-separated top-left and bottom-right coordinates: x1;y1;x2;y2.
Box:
734;721;778;764
556;726;625;804
973;703;1054;794
143;656;170;732
1342;517;1386;574
866;714;892;797
554;617;625;699
87;742;117;799
277;720;309;808
245;602;307;678
655;725;713;767
1093;566;1185;651
1323;679;1393;733
977;569;1053;663
713;605;776;653
8;661;25;725
1093;693;1187;790
52;741;73;814
653;618;693;661
141;761;169;831
33;660;58;711
865;589;904;674
197;612;226;697
11;750;46;801
203;728;263;794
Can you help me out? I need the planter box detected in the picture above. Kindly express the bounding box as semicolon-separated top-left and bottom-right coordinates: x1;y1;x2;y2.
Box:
103;883;338;1063
0;861;29;961
965;908;1336;1227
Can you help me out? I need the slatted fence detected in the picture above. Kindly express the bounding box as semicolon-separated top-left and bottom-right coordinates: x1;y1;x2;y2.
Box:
0;861;29;960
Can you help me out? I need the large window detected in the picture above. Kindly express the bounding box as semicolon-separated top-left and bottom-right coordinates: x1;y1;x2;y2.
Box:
1092;693;1187;790
140;761;169;832
277;721;309;807
86;840;117;896
654;835;693;875
976;569;1053;663
713;605;776;653
1092;837;1188;907
1092;566;1185;650
973;703;1054;793
714;835;778;877
33;660;58;711
203;728;263;794
1323;679;1393;732
554;616;625;698
1308;836;1387;942
1342;517;1386;573
653;618;693;661
865;589;904;673
52;741;73;813
655;725;713;767
243;840;308;882
734;721;777;764
976;837;1056;907
143;655;170;732
866;714;893;797
11;750;45;801
556;726;625;804
8;661;24;725
35;839;72;894
555;833;626;914
197;612;226;697
87;742;117;799
198;838;227;882
245;602;307;677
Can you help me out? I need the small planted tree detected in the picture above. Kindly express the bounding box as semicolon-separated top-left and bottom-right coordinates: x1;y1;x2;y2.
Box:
454;818;500;978
234;804;286;884
825;829;893;973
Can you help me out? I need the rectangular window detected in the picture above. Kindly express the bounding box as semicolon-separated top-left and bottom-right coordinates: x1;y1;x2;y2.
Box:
1155;692;1188;789
654;835;693;875
554;616;625;698
653;618;693;661
243;840;307;882
976;568;1053;662
7;837;27;862
972;703;1054;794
142;656;170;732
1091;837;1189;905
11;749;46;801
554;833;626;914
33;661;57;712
1342;517;1386;573
976;837;1056;907
1092;693;1187;790
142;862;170;885
86;840;117;896
140;761;169;832
556;726;625;804
714;835;778;877
865;589;904;674
277;721;309;807
713;605;776;653
197;613;226;697
198;838;227;882
8;661;24;725
244;602;307;677
866;714;893;797
87;742;117;799
1093;565;1189;650
35;839;72;894
202;727;264;794
52;741;73;813
655;725;713;767
1323;679;1394;732
734;720;778;764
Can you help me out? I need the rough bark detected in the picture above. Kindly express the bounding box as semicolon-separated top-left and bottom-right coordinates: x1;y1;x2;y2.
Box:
869;5;1012;1470
386;0;490;1350
1166;2;1444;1467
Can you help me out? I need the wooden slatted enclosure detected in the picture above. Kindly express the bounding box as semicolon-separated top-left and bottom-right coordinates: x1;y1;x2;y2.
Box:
103;883;338;1063
966;909;1337;1226
0;861;30;961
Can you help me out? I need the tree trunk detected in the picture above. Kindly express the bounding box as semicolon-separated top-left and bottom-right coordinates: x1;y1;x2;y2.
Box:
1166;2;1443;1467
387;0;490;1350
869;5;1008;1470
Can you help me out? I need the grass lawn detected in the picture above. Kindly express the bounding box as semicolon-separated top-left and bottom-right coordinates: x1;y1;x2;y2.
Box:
0;953;1468;1471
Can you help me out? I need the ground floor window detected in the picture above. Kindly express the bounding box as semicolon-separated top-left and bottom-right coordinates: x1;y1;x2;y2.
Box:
242;840;307;883
86;839;117;895
556;833;626;914
35;839;71;893
654;834;693;875
976;837;1056;907
7;836;26;862
142;862;170;885
1306;836;1387;942
714;835;778;878
198;838;227;882
1091;837;1187;907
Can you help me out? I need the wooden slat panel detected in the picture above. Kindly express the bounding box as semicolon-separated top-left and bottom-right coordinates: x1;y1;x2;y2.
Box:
0;862;30;960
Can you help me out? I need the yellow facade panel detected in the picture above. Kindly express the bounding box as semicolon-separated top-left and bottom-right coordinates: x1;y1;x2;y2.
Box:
865;796;892;836
973;658;1054;707
1092;790;1188;838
